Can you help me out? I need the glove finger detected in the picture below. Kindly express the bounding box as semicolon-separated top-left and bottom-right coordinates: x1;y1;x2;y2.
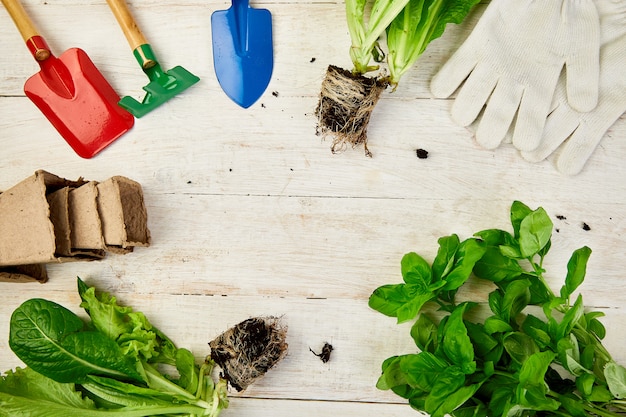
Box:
556;101;626;175
555;121;604;175
512;87;555;152
475;78;524;149
520;103;580;163
450;63;497;127
430;46;479;99
563;0;600;112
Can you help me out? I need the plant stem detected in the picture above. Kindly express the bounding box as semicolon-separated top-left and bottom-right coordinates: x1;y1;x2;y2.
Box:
581;402;624;417
142;363;213;410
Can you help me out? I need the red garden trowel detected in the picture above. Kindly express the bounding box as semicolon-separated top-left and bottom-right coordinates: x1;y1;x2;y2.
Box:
1;0;134;158
211;0;273;108
106;0;199;118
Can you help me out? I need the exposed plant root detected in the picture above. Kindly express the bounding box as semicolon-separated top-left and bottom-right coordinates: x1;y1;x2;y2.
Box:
316;65;389;157
209;316;287;391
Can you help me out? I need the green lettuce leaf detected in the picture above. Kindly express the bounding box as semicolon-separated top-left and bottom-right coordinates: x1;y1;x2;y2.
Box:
387;0;481;84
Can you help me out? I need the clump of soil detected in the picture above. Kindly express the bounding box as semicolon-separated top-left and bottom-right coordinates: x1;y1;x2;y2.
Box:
310;342;333;363
315;65;389;157
415;148;429;159
209;316;287;391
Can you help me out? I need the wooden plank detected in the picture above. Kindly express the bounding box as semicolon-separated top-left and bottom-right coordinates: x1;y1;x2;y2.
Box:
1;96;624;200
223;397;425;417
1;290;626;402
0;1;480;98
0;193;623;305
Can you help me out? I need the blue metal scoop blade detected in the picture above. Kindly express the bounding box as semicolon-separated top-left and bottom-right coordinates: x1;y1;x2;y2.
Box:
211;0;273;108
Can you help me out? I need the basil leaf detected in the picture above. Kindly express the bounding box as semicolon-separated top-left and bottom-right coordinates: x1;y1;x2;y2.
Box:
487;291;503;317
424;366;465;415
575;373;595;398
500;279;531;322
377;356;408;390
465;322;498;358
604;361;626;399
473;246;523;283
557;294;584;340
518;207;553;258
401;252;432;287
510;201;532;238
517;351;560;411
401;352;448;391
9;299;144;384
503;332;539;366
474;229;512;246
442;238;485;291
432;234;460;281
521;315;552;349
559;393;588;417
483;316;513;335
368;283;434;322
442;304;475;374
587;312;607;340
432;383;482;417
519;207;553;258
560;246;592;300
519;351;556;386
410;314;438;352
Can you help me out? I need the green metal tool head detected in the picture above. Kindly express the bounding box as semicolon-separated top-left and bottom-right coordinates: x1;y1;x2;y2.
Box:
119;44;200;118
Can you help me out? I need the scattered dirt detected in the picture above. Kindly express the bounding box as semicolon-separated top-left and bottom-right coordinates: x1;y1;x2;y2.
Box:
315;65;389;157
582;223;591;231
310;57;316;63
416;149;429;159
310;342;333;363
209;316;288;391
556;215;567;220
272;91;279;97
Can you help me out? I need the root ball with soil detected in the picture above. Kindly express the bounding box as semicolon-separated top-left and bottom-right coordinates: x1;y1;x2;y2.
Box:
209;316;288;391
316;65;389;157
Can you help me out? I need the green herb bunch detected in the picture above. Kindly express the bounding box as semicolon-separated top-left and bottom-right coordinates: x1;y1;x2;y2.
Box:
370;201;626;417
0;278;228;417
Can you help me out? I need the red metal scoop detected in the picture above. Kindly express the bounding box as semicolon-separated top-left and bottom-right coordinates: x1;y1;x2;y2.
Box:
1;0;134;158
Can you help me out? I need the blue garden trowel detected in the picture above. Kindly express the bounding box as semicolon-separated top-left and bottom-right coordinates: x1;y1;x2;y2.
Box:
211;0;273;108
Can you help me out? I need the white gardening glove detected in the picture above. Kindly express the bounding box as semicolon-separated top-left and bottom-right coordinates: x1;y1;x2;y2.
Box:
430;0;600;152
521;0;626;175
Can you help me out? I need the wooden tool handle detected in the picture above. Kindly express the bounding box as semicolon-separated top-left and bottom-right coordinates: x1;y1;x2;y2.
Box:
1;0;40;42
1;0;51;60
105;0;148;50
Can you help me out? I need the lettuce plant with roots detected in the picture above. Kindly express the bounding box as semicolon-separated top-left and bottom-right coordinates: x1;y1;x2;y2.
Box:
315;0;480;156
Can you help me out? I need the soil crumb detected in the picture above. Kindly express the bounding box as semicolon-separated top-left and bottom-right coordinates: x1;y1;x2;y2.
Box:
310;57;316;63
556;215;566;220
582;223;591;231
310;342;333;363
315;65;388;157
209;316;288;391
416;149;429;159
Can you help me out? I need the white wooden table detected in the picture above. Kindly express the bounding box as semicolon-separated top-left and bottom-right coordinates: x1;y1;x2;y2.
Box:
1;1;625;416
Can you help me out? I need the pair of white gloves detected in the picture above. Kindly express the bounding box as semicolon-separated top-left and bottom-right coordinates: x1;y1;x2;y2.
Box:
431;0;626;175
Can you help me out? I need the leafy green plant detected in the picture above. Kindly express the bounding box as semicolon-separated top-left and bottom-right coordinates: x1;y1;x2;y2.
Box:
370;201;626;417
386;0;480;85
0;277;228;417
316;0;479;155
